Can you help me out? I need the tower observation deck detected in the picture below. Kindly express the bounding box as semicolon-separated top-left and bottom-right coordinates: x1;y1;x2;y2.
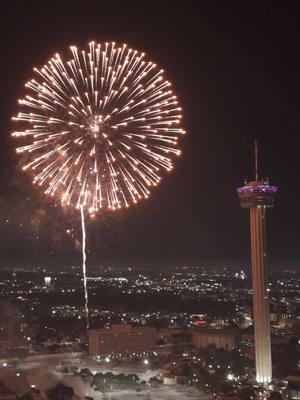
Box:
237;142;278;385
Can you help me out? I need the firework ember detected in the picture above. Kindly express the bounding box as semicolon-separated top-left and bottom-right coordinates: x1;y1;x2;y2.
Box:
12;41;185;212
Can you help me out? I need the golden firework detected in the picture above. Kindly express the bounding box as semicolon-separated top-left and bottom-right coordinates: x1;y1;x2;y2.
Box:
12;41;185;212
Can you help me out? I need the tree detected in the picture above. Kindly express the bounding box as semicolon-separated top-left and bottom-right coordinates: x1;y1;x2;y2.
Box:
270;392;283;400
115;373;126;383
91;373;104;390
149;376;162;384
126;373;139;383
79;368;93;376
79;368;93;383
47;383;74;400
70;367;78;375
103;372;114;381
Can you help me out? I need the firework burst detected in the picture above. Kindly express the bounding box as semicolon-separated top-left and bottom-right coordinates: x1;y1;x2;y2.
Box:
12;41;185;213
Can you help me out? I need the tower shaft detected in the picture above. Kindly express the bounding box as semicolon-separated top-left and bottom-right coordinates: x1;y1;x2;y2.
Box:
250;206;272;383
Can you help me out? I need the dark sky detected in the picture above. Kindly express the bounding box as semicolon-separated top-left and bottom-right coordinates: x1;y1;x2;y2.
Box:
0;1;299;269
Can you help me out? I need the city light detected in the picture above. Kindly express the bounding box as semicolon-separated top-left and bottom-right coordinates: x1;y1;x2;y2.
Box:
0;4;297;400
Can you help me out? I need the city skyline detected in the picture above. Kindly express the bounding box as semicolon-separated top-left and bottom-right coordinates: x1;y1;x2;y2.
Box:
1;3;300;399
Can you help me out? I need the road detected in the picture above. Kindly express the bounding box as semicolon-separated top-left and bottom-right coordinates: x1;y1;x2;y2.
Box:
0;353;211;400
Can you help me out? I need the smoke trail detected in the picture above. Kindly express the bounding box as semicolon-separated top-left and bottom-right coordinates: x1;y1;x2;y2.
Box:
80;205;89;331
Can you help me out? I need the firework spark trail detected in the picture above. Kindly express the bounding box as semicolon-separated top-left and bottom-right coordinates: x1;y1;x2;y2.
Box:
80;205;89;331
12;41;185;212
12;41;185;335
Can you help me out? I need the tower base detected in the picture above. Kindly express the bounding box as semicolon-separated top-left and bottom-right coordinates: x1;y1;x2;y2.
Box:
253;385;271;400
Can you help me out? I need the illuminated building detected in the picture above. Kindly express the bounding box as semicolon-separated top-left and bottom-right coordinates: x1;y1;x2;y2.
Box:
89;324;156;357
44;276;51;287
192;328;239;350
237;142;278;384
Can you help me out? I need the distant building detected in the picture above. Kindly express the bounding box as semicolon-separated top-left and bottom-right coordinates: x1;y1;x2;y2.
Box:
44;276;54;291
192;329;239;350
163;376;177;385
270;307;289;326
89;324;157;357
44;276;51;287
0;339;12;351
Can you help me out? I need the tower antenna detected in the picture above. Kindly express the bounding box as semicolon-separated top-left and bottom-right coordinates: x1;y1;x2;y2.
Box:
255;140;258;181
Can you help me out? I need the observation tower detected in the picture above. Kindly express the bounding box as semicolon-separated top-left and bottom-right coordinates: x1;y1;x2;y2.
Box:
237;142;278;385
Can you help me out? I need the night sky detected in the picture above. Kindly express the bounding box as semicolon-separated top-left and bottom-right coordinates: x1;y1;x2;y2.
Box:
0;1;299;268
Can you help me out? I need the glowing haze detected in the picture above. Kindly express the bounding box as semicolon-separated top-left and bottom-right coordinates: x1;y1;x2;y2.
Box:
12;41;185;213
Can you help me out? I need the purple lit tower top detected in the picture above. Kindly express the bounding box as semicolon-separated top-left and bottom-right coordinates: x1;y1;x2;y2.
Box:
237;180;278;208
237;141;278;208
